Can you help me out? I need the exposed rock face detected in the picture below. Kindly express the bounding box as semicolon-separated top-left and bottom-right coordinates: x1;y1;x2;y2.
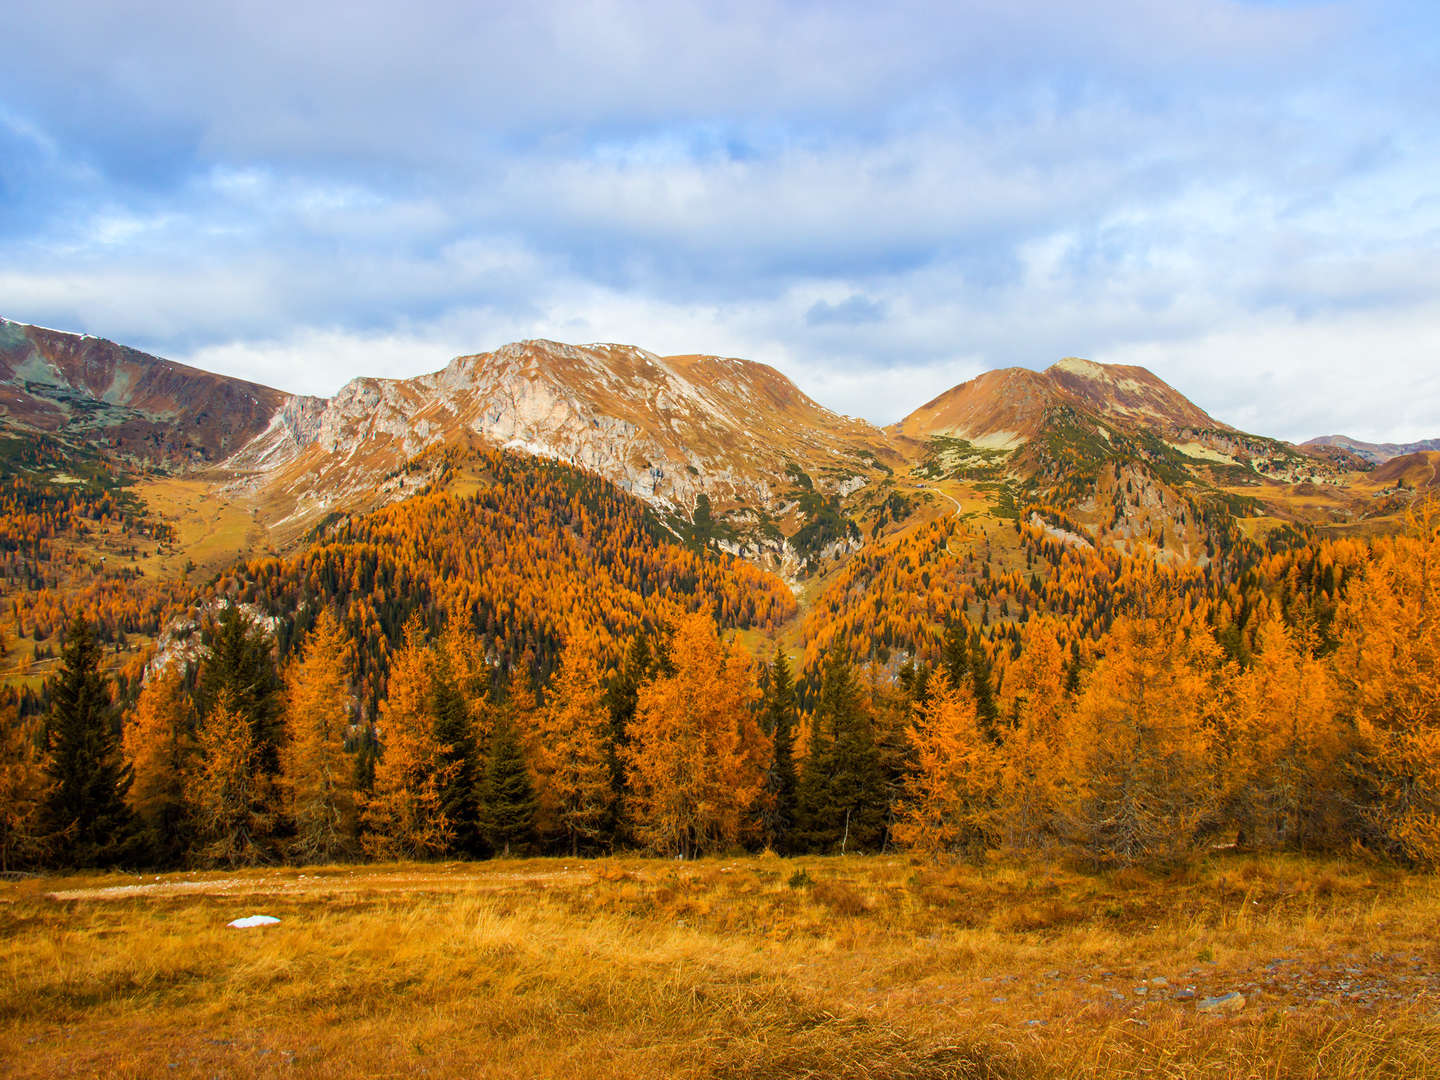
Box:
222;339;900;538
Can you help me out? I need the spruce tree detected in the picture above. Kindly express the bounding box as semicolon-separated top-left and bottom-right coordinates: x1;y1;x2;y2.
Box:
198;606;284;776
796;649;886;853
477;716;537;856
760;648;799;853
430;655;480;855
969;630;1001;743
602;631;658;844
42;616;135;867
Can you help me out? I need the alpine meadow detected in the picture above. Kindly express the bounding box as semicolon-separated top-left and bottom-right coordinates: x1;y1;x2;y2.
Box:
4;1;1440;1076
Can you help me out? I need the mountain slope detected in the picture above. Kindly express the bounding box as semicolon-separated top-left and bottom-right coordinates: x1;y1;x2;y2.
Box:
0;317;298;467
221;339;903;572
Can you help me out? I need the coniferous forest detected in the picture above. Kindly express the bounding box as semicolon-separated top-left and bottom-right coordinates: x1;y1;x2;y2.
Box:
4;445;1437;875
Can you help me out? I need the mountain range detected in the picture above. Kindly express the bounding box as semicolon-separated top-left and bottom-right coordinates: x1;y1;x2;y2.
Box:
0;315;1428;584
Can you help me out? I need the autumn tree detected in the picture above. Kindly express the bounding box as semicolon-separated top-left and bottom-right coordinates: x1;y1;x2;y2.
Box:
1063;600;1225;867
0;705;46;871
996;617;1074;852
362;619;454;859
41;616;135;867
624;612;767;856
529;641;611;854
1225;617;1343;851
186;692;270;866
1331;504;1440;864
893;671;1000;858
124;666;194;863
280;609;359;862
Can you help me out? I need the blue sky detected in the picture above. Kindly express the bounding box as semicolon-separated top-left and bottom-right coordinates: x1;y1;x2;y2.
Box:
3;0;1438;442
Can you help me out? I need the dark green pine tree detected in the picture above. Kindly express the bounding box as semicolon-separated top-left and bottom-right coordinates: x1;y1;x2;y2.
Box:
940;618;971;690
476;715;536;856
198;605;284;775
602;630;661;845
41;616;135;867
759;648;800;853
969;630;1001;743
795;649;886;853
431;655;481;856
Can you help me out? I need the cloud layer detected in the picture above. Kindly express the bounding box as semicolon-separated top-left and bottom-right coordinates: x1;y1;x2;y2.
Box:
3;0;1437;442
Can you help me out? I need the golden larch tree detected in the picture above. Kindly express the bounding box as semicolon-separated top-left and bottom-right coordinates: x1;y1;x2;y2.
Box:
1064;597;1226;868
361;619;455;859
529;640;612;854
1229;617;1343;851
123;665;194;859
0;704;46;871
997;616;1075;852
1331;503;1440;864
893;672;1000;858
186;692;270;866
281;609;359;862
624;611;767;856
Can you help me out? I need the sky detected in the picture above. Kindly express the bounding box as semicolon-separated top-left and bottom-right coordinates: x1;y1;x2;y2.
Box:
3;0;1438;443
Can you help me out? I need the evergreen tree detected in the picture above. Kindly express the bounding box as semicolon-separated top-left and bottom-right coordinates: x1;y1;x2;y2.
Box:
430;654;481;855
759;647;799;852
41;616;135;867
969;630;1001;742
602;631;659;844
198;606;284;776
795;649;886;853
477;715;537;855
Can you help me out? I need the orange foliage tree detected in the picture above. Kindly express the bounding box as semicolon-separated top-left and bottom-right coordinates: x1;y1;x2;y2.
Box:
1064;593;1227;867
185;692;270;866
124;666;194;861
893;672;1000;858
280;609;359;862
624;612;768;856
1331;504;1440;864
529;640;612;854
361;619;454;859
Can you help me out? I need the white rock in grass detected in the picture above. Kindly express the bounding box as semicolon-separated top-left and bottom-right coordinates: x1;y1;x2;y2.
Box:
228;915;281;928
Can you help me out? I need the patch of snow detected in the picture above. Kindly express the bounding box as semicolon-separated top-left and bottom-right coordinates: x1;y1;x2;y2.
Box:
228;915;280;928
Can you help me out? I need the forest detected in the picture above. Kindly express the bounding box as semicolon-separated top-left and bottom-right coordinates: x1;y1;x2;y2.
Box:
2;460;1437;873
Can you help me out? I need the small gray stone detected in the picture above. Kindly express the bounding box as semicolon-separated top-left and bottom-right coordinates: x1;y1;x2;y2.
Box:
1197;992;1246;1014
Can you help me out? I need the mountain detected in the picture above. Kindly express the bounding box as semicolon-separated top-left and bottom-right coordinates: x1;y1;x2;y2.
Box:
217;338;901;572
0;317;296;467
0;316;1422;590
894;356;1224;449
1302;434;1440;466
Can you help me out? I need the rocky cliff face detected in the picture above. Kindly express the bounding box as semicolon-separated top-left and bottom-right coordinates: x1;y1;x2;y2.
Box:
224;339;900;550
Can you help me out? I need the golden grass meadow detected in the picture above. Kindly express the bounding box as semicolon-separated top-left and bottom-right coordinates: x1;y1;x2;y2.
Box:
3;854;1437;1079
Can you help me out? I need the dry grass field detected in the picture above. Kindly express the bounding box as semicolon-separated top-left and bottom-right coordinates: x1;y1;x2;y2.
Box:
2;855;1437;1079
